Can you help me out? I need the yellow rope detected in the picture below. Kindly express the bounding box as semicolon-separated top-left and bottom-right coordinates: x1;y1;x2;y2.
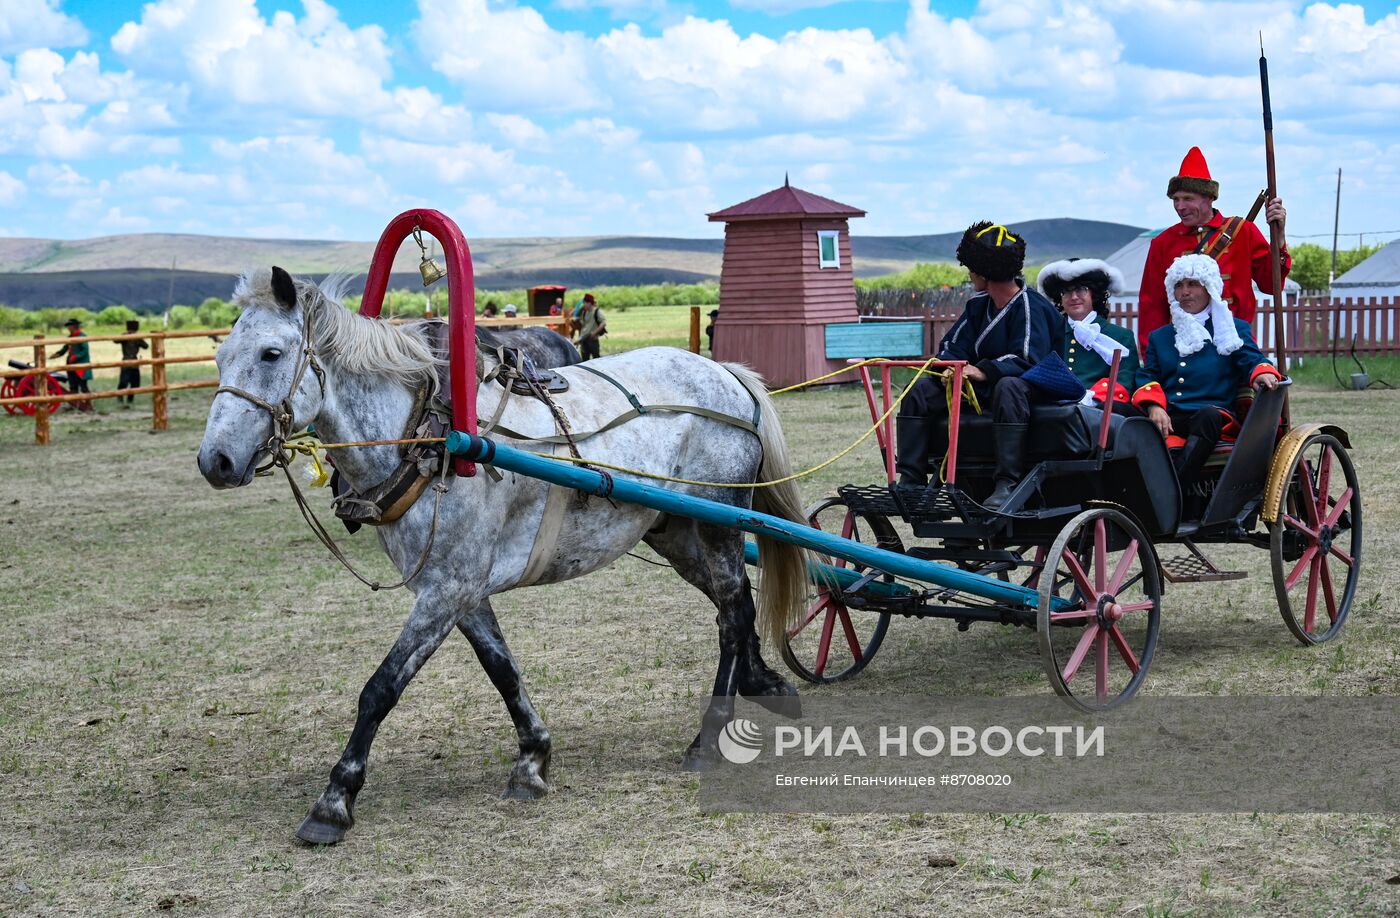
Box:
524;357;944;488
276;358;980;490
939;371;982;483
766;357;893;395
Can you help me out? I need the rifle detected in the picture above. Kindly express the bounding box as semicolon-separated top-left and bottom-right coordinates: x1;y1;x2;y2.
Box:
1260;36;1288;384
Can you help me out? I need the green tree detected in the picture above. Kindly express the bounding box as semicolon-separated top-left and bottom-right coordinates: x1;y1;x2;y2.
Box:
196;298;240;327
0;305;27;333
1289;242;1381;292
97;305;139;326
168;305;197;329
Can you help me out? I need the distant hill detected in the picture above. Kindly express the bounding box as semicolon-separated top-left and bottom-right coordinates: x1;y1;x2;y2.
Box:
0;218;1144;310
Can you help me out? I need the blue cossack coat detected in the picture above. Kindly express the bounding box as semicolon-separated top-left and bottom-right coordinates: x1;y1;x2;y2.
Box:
936;285;1066;386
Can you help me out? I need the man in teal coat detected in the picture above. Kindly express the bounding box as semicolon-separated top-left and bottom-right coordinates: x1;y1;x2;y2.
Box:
1037;258;1139;412
1132;254;1280;504
51;317;93;411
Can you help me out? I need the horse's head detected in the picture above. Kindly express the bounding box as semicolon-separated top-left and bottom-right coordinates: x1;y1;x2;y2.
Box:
197;266;326;488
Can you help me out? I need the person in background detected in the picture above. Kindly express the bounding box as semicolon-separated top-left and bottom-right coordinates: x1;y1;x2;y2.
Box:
501;303;520;328
575;294;606;360
482;301;500;319
51;318;93;412
1037;258;1139;413
1136;146;1290;353
705;308;719;353
549;297;564;316
117;319;148;407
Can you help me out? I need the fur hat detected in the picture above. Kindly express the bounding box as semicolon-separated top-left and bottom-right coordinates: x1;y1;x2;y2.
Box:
1167;147;1219;200
956;221;1026;282
1037;258;1126;311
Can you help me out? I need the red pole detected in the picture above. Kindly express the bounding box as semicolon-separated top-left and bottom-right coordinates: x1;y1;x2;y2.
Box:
360;209;478;476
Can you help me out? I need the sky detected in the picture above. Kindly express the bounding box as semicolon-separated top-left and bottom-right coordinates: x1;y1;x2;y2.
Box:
2;0;1399;245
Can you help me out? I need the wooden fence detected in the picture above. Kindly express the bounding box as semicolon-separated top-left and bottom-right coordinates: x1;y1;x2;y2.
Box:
0;328;229;445
0;312;683;445
857;290;1400;363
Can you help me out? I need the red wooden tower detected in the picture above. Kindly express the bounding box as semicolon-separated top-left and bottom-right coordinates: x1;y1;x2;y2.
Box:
707;179;865;387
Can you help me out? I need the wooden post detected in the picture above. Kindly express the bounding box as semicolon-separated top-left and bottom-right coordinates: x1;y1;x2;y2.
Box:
689;306;701;353
32;337;49;446
151;333;168;431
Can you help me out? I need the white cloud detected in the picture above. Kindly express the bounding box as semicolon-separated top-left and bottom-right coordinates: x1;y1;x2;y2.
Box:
27;161;105;197
485;113;547;147
0;168;23;204
0;0;87;56
727;0;850;14
0;0;1399;242
111;0;396;118
413;0;600;111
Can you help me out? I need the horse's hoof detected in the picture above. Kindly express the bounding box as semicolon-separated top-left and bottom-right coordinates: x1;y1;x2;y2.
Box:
744;691;801;719
295;814;350;846
502;774;549;801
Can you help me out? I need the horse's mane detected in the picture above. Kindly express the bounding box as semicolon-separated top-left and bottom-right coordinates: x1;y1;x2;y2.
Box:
233;268;441;393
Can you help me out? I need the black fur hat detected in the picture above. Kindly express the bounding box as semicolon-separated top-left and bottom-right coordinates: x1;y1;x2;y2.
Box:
956;221;1026;282
1037;258;1126;311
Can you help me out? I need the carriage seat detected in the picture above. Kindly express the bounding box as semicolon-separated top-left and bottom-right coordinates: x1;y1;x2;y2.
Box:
953;403;1121;463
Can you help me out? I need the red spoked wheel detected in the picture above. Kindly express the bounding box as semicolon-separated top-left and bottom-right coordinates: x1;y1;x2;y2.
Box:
1037;506;1161;712
780;495;900;684
1270;434;1361;645
9;374;65;416
0;377;17;415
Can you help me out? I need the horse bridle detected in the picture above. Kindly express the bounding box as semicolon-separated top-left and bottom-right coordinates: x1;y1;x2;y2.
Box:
214;304;326;472
212;300;449;592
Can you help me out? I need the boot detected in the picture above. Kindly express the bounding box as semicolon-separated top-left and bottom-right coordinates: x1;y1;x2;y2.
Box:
984;423;1029;511
1172;435;1216;523
894;415;933;486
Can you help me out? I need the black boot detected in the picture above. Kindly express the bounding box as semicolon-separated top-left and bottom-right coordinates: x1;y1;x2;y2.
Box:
895;415;934;486
984;423;1029;511
1173;435;1215;490
1172;435;1216;522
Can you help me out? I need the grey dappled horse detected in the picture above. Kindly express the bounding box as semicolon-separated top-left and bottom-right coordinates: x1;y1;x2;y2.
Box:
197;268;809;845
477;323;580;368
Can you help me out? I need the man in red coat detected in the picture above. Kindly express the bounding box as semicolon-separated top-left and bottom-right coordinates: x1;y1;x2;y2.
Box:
1137;146;1291;353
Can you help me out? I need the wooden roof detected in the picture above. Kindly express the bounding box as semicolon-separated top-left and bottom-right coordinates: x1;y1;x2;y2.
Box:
708;179;865;223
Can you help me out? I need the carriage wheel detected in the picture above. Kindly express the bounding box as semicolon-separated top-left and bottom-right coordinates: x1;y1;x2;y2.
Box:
1269;434;1362;645
14;375;64;416
780;495;900;684
1037;507;1161;712
0;377;17;415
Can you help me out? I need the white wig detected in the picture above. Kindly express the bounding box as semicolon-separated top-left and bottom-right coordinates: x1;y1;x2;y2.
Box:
1164;254;1242;356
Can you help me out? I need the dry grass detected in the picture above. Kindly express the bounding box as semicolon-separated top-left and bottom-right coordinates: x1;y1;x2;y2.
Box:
1;381;1397;916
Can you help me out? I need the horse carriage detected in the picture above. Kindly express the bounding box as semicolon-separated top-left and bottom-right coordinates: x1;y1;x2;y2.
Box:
198;209;1361;843
777;357;1361;711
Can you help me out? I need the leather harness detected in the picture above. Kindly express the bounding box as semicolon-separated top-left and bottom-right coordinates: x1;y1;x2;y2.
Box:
331;321;762;533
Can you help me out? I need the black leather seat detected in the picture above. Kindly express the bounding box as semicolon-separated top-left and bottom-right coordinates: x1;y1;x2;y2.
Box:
953;403;1114;462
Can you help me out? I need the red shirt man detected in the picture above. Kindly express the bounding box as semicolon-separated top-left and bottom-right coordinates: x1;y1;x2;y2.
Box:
1137;147;1291;353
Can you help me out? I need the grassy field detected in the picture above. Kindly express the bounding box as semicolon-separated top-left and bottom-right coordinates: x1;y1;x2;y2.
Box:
1;329;1398;915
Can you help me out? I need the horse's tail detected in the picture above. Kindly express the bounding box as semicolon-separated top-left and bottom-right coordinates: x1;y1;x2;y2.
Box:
725;363;811;654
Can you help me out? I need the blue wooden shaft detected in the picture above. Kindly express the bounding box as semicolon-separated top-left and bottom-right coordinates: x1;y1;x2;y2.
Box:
741;540;914;599
447;432;1044;609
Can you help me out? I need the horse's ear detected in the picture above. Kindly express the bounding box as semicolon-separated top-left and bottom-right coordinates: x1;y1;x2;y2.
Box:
270;266;297;309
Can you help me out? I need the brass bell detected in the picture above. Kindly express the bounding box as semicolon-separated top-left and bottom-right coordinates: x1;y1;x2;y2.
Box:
418;254;446;287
